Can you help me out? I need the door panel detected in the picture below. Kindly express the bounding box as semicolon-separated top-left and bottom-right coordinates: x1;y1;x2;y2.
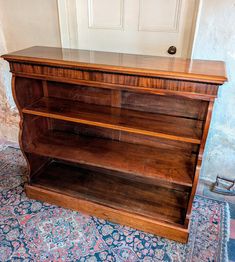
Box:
139;0;181;32
88;0;124;29
75;0;198;57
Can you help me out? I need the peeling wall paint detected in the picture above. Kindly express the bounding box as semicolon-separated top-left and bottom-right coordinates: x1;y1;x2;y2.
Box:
0;22;19;142
193;0;235;181
0;0;61;142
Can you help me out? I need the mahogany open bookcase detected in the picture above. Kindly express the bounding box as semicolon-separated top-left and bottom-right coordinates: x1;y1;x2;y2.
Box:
2;46;226;243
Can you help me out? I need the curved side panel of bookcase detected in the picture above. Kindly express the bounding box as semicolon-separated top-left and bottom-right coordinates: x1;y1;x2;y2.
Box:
12;75;51;183
11;75;31;181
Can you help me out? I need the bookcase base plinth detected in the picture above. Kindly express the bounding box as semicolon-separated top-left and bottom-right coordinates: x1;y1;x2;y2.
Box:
25;183;189;243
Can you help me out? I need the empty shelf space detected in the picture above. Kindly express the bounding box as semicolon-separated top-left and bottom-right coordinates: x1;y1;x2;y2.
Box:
25;130;195;187
23;97;202;144
31;161;189;225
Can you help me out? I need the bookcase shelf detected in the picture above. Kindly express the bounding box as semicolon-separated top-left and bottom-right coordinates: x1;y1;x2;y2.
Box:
30;161;189;225
25;130;195;187
2;46;226;243
23;96;202;144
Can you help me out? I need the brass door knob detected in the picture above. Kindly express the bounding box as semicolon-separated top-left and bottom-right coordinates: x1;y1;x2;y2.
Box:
167;46;177;55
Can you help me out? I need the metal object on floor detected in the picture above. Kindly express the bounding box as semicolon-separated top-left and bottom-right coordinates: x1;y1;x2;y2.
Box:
212;176;235;196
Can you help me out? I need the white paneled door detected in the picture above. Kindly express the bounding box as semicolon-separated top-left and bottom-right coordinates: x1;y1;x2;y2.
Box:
58;0;199;57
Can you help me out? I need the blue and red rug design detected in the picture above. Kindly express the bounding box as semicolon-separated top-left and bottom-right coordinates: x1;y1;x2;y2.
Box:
0;146;230;261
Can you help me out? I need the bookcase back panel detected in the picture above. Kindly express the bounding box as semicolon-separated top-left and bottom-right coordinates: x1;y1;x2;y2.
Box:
46;81;208;121
47;81;112;106
58;121;198;151
121;91;208;120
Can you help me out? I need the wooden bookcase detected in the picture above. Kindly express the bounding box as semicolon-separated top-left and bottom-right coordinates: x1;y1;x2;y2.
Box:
2;46;227;243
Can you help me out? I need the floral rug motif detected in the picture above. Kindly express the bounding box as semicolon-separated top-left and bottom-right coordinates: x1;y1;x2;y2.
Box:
0;146;230;261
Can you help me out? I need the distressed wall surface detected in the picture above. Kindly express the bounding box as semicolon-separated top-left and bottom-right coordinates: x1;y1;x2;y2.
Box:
0;20;18;141
0;0;61;141
193;0;235;181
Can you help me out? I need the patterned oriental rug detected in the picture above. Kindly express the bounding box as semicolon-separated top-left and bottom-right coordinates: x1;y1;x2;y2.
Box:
0;146;230;262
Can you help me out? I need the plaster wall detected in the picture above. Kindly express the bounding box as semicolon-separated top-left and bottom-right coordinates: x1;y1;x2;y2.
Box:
0;0;61;141
193;0;235;181
0;17;18;141
0;0;61;52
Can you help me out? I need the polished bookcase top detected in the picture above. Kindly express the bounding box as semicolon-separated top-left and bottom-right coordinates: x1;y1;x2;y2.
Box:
2;46;227;84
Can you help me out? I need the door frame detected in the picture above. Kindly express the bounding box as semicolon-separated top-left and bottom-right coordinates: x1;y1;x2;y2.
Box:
57;0;79;49
57;0;202;58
